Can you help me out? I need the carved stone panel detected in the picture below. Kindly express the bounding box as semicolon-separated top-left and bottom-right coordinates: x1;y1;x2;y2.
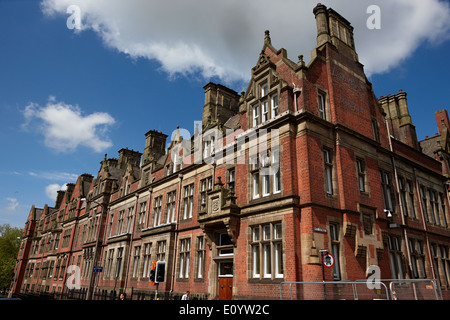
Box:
212;197;220;213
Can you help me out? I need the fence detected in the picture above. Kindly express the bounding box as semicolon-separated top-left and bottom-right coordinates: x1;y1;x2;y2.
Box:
279;279;442;300
14;280;442;300
387;279;442;300
14;287;209;301
279;281;390;300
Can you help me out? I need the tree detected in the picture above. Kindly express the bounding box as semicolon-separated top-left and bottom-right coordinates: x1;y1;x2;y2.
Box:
0;224;22;291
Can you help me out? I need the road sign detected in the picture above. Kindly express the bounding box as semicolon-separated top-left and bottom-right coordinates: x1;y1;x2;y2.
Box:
322;253;335;268
93;266;103;273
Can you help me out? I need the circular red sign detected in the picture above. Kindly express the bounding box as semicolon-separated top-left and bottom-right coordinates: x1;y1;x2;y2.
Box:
322;253;335;268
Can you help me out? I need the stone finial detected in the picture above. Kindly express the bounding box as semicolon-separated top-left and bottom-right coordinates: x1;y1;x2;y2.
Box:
297;54;305;68
194;122;199;135
214;176;224;190
264;30;271;44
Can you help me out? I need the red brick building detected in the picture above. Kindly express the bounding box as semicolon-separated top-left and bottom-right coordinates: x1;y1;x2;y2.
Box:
11;4;450;300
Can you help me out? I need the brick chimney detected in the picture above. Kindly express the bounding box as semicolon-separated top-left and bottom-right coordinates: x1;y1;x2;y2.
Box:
378;90;420;150
142;129;167;166
435;109;450;135
55;190;65;209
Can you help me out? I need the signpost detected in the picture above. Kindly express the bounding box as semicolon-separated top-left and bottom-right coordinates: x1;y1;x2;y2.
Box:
92;266;103;299
320;250;334;300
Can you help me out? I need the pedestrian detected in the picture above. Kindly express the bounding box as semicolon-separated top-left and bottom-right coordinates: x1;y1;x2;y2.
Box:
181;290;190;300
119;292;127;300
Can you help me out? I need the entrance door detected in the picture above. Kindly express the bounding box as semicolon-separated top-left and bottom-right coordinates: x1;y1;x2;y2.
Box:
218;277;233;300
218;261;233;300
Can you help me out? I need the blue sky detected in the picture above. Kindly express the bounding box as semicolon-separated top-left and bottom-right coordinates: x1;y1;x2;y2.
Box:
1;0;450;228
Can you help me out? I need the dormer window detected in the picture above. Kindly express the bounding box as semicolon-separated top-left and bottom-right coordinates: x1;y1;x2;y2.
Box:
165;163;172;176
271;95;279;118
318;92;327;120
261;83;268;97
210;136;215;155
253;105;260;127
203;136;215;160
173;153;180;173
122;177;129;196
262;100;269;122
251;93;279;128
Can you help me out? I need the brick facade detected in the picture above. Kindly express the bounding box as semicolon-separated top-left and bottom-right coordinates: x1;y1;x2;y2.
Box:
11;4;450;300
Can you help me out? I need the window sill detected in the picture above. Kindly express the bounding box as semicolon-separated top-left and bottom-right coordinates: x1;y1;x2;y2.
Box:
248;277;284;284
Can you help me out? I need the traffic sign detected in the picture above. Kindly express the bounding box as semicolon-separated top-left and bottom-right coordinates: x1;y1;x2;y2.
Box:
93;266;103;273
322;253;335;268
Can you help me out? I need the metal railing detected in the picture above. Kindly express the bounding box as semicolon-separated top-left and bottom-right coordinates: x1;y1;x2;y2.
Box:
388;279;442;300
279;281;390;300
280;279;442;300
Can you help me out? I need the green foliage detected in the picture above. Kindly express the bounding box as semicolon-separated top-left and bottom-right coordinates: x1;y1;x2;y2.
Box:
0;224;23;290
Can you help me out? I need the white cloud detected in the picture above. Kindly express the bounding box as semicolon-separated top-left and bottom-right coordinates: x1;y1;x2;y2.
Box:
22;97;115;153
40;0;450;82
4;198;19;213
28;171;79;182
45;183;68;201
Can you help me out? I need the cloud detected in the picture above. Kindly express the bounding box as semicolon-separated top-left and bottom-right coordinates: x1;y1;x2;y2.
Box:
22;97;115;153
40;0;450;83
4;198;19;213
28;171;79;182
45;183;68;201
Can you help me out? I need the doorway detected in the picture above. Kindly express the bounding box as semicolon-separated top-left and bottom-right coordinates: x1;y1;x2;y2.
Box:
218;261;233;300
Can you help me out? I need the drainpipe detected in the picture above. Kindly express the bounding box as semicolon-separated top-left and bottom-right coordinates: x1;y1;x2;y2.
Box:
123;192;140;294
170;173;183;294
61;197;84;297
146;187;153;229
85;198;107;300
413;167;436;281
385;121;413;278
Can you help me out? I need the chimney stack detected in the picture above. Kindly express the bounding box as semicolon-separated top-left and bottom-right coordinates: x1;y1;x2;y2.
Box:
142;129;168;166
435;110;450;135
55;190;65;209
312;3;358;61
313;3;331;47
